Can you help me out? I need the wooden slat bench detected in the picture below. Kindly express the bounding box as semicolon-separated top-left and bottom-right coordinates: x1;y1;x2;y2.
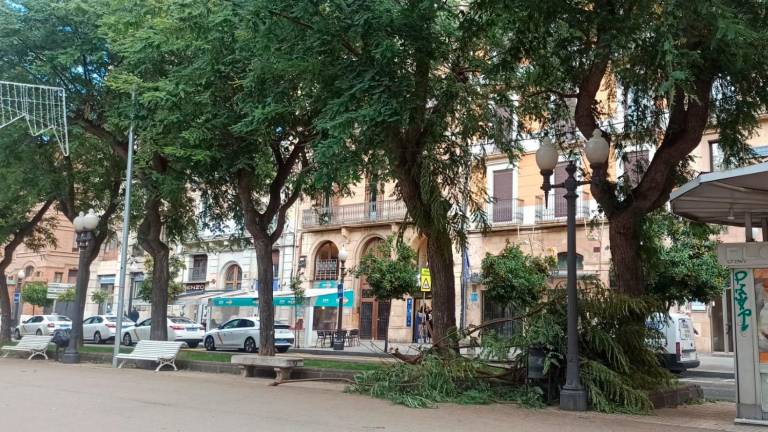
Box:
1;335;52;360
115;340;184;372
231;355;304;383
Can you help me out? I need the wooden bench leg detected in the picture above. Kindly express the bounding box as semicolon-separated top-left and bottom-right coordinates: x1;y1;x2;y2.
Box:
274;367;292;384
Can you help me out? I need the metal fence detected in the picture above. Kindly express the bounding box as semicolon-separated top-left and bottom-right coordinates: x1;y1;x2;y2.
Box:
302;200;408;228
489;198;524;225
535;192;591;223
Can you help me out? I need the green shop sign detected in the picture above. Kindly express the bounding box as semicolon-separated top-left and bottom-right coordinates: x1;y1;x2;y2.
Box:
212;290;353;308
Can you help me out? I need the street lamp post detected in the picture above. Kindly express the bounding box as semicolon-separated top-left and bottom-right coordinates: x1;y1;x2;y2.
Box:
13;269;25;330
535;130;609;412
333;247;349;351
62;209;100;364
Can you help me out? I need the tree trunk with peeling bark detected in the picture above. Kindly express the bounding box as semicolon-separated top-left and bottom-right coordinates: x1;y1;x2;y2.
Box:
138;196;170;341
254;239;275;356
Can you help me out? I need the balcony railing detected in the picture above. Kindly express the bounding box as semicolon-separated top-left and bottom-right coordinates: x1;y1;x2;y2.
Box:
489;198;524;225
535;192;591;223
302;200;407;228
188;268;206;282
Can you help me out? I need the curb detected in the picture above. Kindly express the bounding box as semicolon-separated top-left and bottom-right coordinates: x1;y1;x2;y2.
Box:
681;370;734;380
77;351;360;380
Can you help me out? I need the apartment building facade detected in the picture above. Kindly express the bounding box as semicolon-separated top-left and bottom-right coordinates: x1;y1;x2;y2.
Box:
294;115;768;350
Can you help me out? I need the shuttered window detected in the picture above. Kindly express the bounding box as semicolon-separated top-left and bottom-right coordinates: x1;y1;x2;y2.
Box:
554;162;569;218
492;169;514;222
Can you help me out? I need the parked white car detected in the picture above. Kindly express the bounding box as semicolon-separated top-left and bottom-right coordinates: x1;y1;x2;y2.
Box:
203;317;294;353
83;315;136;344
14;315;71;338
120;316;204;348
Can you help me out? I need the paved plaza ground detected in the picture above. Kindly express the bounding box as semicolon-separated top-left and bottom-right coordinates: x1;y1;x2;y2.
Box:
0;358;762;432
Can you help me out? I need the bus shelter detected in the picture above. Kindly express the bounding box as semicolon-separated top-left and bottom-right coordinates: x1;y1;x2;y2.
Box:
671;162;768;425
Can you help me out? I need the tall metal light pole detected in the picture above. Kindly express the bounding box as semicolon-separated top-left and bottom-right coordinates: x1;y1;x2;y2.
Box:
333;247;349;351
62;209;100;364
112;90;136;367
535;130;609;411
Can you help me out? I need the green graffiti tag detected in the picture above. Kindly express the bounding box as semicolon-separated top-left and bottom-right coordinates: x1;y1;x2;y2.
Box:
734;270;753;333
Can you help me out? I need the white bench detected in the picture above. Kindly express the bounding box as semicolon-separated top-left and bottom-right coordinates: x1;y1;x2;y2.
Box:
231;355;304;383
1;335;52;360
116;340;184;372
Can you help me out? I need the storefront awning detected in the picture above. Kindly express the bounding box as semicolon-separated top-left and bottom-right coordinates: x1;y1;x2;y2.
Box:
210;289;353;308
670;162;768;226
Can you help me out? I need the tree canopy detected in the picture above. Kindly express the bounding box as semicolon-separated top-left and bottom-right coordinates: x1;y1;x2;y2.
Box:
481;244;554;312
354;236;420;302
639;210;729;307
478;0;768;295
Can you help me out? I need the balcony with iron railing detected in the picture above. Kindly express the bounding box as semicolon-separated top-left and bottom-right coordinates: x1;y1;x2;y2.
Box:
535;192;592;224
302;199;408;228
188;267;206;282
489;198;524;226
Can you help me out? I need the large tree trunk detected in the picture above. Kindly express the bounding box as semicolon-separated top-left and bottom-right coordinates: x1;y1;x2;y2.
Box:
0;277;12;343
70;242;99;348
426;227;457;350
254;238;275;356
608;212;644;297
0;200;54;343
138;196;170;341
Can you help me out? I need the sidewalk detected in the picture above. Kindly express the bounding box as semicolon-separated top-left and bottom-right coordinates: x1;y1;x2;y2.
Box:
0;358;762;432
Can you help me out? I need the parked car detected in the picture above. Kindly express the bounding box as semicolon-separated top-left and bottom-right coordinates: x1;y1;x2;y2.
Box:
120;316;204;348
83;315;136;344
14;315;71;339
648;313;700;372
203;317;294;353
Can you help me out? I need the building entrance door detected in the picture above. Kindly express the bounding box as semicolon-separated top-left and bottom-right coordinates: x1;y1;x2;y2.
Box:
359;295;388;340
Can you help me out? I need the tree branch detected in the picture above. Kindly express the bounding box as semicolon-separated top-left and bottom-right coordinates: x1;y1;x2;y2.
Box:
0;200;55;270
268;9;361;58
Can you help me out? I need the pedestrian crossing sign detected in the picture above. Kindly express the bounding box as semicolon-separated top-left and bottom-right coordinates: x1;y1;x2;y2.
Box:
420;268;431;292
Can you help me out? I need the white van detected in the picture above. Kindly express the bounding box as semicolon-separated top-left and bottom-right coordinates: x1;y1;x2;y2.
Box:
647;313;700;372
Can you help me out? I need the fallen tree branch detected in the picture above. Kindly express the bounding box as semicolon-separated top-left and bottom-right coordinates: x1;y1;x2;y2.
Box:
269;377;355;387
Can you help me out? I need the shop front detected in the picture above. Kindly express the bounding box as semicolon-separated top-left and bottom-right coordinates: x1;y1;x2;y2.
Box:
208;289;354;347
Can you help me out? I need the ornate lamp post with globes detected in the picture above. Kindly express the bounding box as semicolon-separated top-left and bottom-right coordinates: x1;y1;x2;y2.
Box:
333;247;349;351
535;129;609;411
61;209;100;364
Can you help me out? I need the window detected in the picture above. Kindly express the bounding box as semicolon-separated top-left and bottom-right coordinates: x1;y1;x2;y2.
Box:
190;255;207;281
221;319;240;330
94;317;103;323
272;250;280;277
53;272;63;283
492;169;515;222
238;319;255;328
67;270;78;284
624;149;649;187
557;252;584;270
83;317;94;325
224;265;242;290
24;266;34;278
482;293;519;338
138;319;151;327
554;162;569;218
710;141;725;172
314;242;339;280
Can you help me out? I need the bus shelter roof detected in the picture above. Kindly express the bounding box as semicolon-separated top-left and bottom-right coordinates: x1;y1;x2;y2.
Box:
670;162;768;227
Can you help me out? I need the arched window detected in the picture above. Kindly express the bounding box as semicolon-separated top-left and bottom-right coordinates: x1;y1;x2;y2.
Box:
557;252;584;270
224;264;242;290
24;266;34;278
314;241;339;280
